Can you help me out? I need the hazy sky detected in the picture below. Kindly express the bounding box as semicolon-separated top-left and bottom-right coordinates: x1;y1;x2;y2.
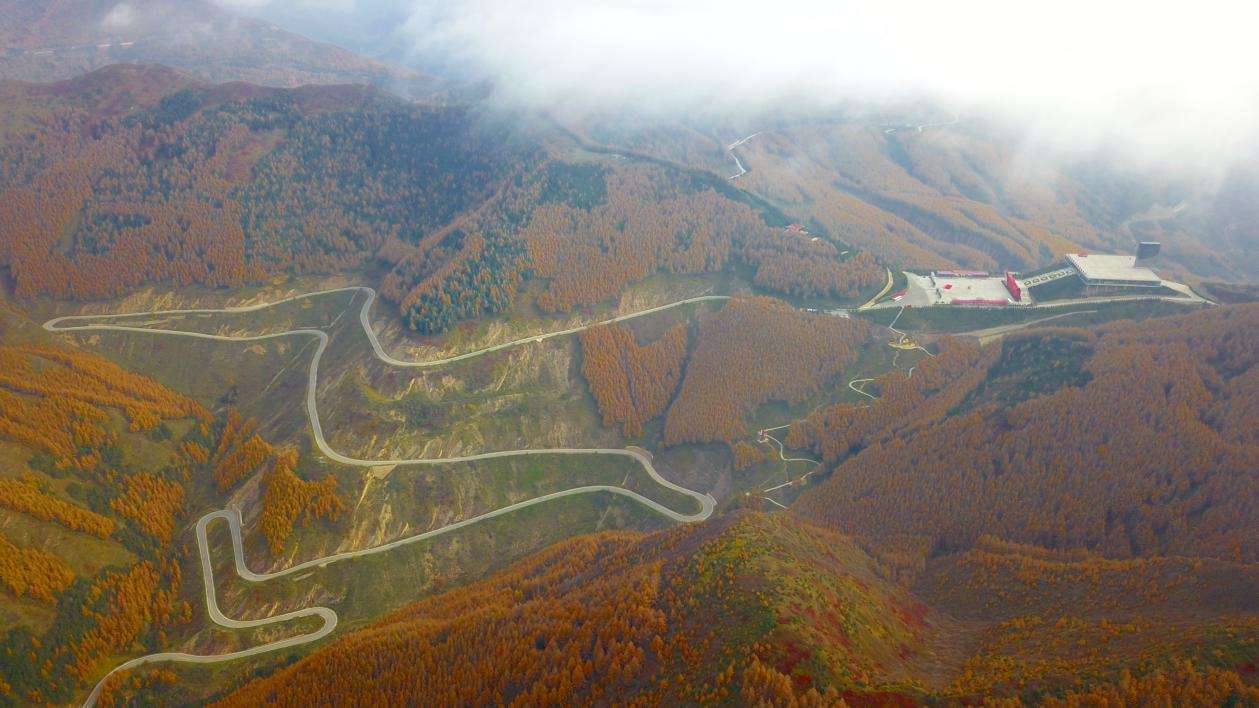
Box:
220;0;1259;167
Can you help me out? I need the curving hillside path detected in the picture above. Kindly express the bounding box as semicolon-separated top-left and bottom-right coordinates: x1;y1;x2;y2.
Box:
858;268;894;310
726;131;761;179
47;286;721;706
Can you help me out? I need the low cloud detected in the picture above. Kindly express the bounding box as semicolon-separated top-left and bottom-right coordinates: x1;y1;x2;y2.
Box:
215;0;1258;171
396;0;1258;170
101;3;137;30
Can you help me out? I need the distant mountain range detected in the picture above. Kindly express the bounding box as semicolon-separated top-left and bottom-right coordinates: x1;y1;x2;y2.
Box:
566;115;1259;283
0;0;437;96
1;2;1254;285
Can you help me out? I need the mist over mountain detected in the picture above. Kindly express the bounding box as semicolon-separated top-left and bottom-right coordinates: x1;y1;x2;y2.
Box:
0;0;436;95
219;0;1259;172
202;0;1259;276
0;2;1256;706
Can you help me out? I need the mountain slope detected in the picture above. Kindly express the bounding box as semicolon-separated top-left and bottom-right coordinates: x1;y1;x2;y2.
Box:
0;301;349;704
0;67;886;335
0;64;536;303
0;0;432;93
565;116;1258;282
792;303;1259;561
211;510;1258;706
217;512;947;706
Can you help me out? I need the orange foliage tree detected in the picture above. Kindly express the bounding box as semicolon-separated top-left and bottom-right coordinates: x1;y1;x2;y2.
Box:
209;409;276;491
579;322;688;436
0;345;207;469
0;477;115;539
108;473;186;545
795;304;1259;561
664;296;872;447
259;451;345;553
0;533;74;603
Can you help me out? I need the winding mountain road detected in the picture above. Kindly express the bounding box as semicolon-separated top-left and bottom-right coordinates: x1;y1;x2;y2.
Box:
726;132;761;179
960;309;1098;344
882;114;961;134
47;286;721;706
858;268;894;310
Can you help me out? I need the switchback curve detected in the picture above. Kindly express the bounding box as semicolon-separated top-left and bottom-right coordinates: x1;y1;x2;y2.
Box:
47;286;721;705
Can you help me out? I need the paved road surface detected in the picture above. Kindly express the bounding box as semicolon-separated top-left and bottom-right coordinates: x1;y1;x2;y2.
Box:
726;132;761;179
960;309;1098;344
48;286;720;706
859;268;894;310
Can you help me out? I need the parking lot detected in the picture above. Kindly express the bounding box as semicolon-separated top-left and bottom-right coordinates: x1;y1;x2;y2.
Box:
903;272;1030;306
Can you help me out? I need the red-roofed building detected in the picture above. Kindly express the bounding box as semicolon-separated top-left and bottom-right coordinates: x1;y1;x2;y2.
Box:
1004;272;1022;301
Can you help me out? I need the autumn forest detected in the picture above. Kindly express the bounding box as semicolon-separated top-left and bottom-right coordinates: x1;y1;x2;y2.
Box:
0;8;1256;706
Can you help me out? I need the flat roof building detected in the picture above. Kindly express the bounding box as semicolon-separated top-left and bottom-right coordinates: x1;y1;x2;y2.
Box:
1066;253;1162;287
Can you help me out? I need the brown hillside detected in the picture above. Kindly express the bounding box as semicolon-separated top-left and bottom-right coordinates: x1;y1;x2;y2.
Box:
580;322;689;437
794;303;1259;561
0;66;533;314
214;511;1259;706
664;296;874;447
217;512;945;706
0;338;342;703
565;117;1257;282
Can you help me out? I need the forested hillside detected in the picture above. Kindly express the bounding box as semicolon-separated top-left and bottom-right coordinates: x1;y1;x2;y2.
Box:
0;68;886;337
0;64;535;301
0;7;1253;702
579;323;688;437
215;511;1258;706
568;118;1258;281
217;513;943;706
663;296;874;447
521;162;884;312
792;303;1259;561
0;338;344;703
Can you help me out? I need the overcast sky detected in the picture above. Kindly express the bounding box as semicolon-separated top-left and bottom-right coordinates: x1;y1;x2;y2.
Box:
219;0;1259;169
